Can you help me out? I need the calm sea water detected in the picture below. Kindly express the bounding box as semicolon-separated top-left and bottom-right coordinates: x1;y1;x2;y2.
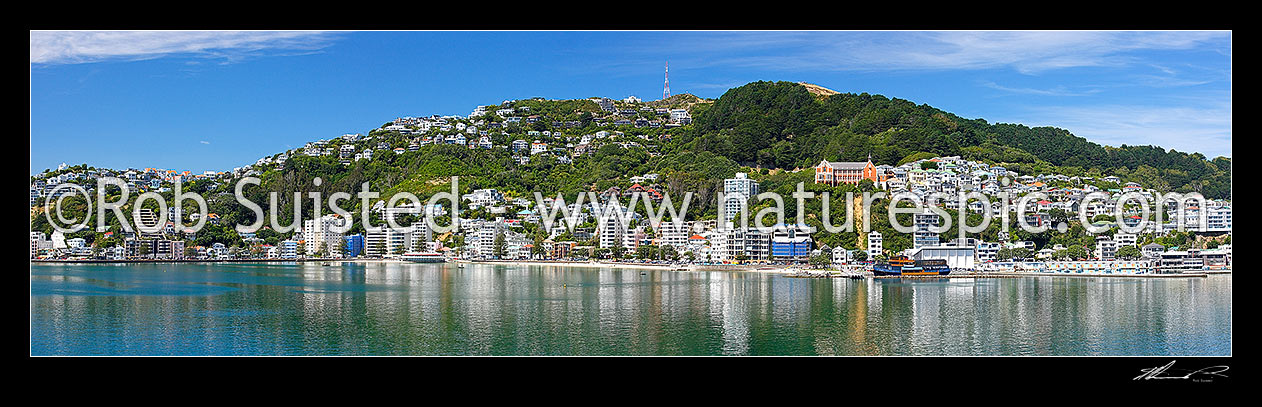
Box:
30;262;1231;356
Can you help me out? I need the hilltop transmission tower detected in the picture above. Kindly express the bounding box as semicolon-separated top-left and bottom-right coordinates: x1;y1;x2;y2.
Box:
663;61;671;100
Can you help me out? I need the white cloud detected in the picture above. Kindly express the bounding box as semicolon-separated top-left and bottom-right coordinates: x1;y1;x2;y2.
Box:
981;81;1101;97
30;31;340;65
653;31;1229;75
200;140;211;145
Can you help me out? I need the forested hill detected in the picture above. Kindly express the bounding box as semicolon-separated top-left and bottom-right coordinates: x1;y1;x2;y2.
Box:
679;81;1230;199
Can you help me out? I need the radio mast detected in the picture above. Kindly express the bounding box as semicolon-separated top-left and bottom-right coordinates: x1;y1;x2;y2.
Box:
663;61;671;100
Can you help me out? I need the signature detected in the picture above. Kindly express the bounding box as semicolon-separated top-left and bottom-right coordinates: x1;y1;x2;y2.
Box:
1134;360;1229;381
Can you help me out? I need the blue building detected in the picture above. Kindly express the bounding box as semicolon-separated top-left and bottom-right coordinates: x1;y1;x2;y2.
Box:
770;224;813;261
344;234;364;258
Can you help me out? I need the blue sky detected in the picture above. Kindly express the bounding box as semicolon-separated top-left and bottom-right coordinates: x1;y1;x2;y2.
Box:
30;31;1231;175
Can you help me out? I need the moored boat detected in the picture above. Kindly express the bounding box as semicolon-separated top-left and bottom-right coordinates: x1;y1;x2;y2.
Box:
872;256;950;276
401;252;447;263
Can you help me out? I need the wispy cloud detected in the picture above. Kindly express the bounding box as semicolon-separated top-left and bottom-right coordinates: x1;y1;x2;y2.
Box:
30;31;341;65
199;140;211;145
643;31;1229;75
981;81;1101;97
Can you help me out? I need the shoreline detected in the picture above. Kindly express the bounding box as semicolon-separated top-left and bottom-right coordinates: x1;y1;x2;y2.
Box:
31;258;1230;279
30;258;353;264
457;259;796;273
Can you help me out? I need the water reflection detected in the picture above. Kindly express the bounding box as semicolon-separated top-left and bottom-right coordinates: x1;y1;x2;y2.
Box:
31;263;1231;356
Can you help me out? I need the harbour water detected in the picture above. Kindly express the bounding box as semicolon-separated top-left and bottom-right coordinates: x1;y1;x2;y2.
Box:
30;262;1231;356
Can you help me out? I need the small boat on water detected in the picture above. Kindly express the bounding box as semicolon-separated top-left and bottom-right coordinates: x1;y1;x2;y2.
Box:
401;252;447;263
872;256;950;276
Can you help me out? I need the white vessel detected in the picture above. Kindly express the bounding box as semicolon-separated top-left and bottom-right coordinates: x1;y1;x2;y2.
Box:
1044;260;1154;275
401;252;446;263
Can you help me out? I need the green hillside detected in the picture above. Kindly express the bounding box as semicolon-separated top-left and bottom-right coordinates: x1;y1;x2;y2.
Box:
682;81;1229;198
31;80;1231;249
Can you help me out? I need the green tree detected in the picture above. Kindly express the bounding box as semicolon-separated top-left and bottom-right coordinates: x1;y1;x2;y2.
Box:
493;230;506;259
1116;245;1141;259
809;252;831;267
857;179;874;192
531;235;546;259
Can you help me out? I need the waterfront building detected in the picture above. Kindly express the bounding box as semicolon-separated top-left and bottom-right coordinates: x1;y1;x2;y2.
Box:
30;232;51;258
155;239;184;259
279;239;298;259
598;214;625;249
477;223;503;258
409;223;432;252
770;224;812;262
722;172;758;221
1044;260;1154;274
344;234;364;258
622;226;647;252
867;231;882;259
1159;248;1230;271
106;246;126;260
657;220;692;249
744;228;770;261
65;238;87;257
913;210;940;249
909;245;976;270
303;214;346;258
1095;235;1117;261
135;208;161;239
709;227;744;261
977;241;1002;263
365;225;411;257
831;246;851;264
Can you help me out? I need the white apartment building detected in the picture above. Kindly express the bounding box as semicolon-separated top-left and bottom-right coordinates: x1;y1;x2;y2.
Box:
622;226;647;251
708;228;742;261
832;246;851;264
867;231;883;259
913;210;940;249
1113;232;1137;247
1095;236;1117;260
303;214;347;257
709;227;770;262
598;214;626;249
279;239;298;259
657;221;692;249
365;225;413;257
463;189;505;208
977;241;1001;263
31;232;51;258
1205;205;1232;230
723;173;759;221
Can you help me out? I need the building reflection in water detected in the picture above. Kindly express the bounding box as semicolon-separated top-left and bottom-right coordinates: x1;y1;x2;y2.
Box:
30;262;1232;356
